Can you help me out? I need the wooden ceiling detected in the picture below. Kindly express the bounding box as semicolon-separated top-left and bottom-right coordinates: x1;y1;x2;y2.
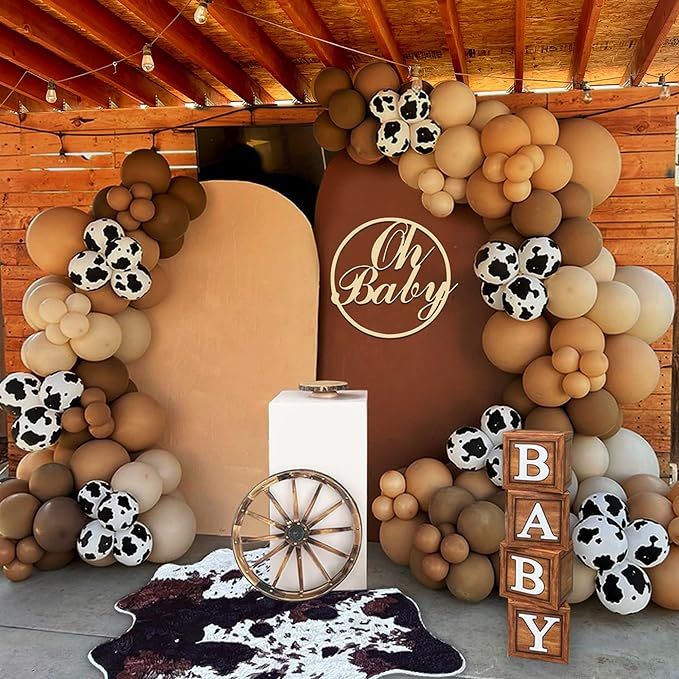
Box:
1;0;679;112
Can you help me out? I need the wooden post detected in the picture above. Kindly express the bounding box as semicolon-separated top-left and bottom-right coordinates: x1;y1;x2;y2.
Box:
500;430;573;664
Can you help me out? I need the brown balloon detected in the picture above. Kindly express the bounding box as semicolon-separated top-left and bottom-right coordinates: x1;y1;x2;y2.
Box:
4;559;33;582
28;463;74;501
142;193;190;242
413;523;442;554
622;474;671;498
649;545;679;609
523;355;570;407
69;439;130;488
456;501;505;554
16;536;45;564
525;406;573;433
379;514;426;566
85;285;130;315
440;533;470;564
26;207;88;275
628;492;674;528
111;391;166;452
76;357;130;401
313;67;352;106
501;377;535;417
420;552;450;582
34;550;75;571
129;198;156;223
511;189;562;237
131;265;169;309
158;235;184;260
0;478;29;503
446;553;495;602
0;493;40;540
91;185;118;219
428;485;475;526
551;217;603;267
32;497;87;553
566;389;620;437
116;210;141;232
167;176;207;220
404;458;453;512
454;471;497;500
555;182;593;219
107;185;132;212
489;490;507;511
0;536;15;566
409;548;446;589
130;182;153;200
353;62;400;100
121;148;172;194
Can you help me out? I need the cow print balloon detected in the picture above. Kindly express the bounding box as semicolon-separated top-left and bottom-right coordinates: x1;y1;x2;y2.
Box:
111;266;152;301
474;241;519;285
595;561;651;615
398;88;431;123
446;426;492;470
97;491;139;532
84;218;125;253
376;119;410;157
77;480;112;519
11;405;61;452
113;521;153;567
480;404;522;446
573;515;628;571
485;444;504;487
409;119;441;155
502;274;548;321
105;236;143;271
38;371;83;413
77;519;115;562
480;281;504;310
578;492;629;528
624;518;670;568
0;372;41;415
369;89;400;122
518;237;562;279
68;251;111;291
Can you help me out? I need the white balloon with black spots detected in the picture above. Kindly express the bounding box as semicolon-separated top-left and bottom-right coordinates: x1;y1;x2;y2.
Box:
38;371;83;413
480;281;504;310
578;492;629;528
409;119;441;154
518;237;562;279
485;444;504;487
113;521;153;567
502;274;548;321
97;491;139;532
105;236;143;271
369;89;400;122
84;218;125;253
11;405;61;452
77;520;115;562
480;404;522;446
0;372;41;415
399;88;431;123
595;561;651;615
111;266;152;300
474;241;519;285
624;518;670;568
77;480;112;519
68;251;111;291
376;119;410;157
573;515;628;572
446;426;492;470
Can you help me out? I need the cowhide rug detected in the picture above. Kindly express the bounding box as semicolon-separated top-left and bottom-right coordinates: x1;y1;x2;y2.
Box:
89;548;465;679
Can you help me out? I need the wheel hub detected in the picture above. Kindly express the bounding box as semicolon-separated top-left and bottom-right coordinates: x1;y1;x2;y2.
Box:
285;521;308;545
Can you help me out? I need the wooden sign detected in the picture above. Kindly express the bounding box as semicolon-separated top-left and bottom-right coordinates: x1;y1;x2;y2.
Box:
501;430;573;664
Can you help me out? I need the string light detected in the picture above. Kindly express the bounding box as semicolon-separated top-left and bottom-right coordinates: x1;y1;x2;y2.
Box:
581;81;592;104
45;80;57;104
410;65;423;92
194;0;211;25
659;74;671;100
141;44;155;73
57;132;67;164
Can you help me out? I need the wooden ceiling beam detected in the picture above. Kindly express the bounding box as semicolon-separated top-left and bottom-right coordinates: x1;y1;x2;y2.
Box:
114;0;272;103
0;25;129;108
276;0;354;71
209;0;310;101
0;84;52;112
355;0;408;81
571;0;604;84
622;0;679;85
0;0;181;107
436;0;468;84
40;0;228;105
514;0;526;93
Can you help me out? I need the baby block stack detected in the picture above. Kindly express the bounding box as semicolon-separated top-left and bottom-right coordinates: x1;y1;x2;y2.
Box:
500;431;573;664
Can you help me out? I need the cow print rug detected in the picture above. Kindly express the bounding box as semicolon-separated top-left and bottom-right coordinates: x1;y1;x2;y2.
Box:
89;548;465;679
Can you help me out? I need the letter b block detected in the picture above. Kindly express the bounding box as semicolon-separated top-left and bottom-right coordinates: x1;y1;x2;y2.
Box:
508;600;570;664
503;430;572;494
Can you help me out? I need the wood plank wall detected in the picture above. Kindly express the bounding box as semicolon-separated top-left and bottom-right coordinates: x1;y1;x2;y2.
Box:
0;88;676;475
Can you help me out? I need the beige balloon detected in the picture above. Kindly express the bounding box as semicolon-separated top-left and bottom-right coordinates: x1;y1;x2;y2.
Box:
21;331;77;376
545;266;597;319
429;80;477;128
443;177;467;201
434;125;484;179
65;293;91;315
59;312;90;340
113;307;152;364
70;312;122;361
569;558;597;604
584;247;616;282
398;148;437;189
22;279;73;330
140;496;196;563
469;99;510;131
418;168;445;194
136;449;182;494
571;434;609;480
586;281;640;335
516;106;559;145
466;168;512;219
531;145;573;192
111;461;163;513
45;324;69;345
428;191;454;218
39;298;67;324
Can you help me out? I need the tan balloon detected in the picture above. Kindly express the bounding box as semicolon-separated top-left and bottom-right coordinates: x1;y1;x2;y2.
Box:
586;281;640;335
313;66;352;106
501;377;535;417
313;112;349;152
523;355;570;407
34;550;74;571
604;334;660;405
584;247;616;282
428;485;475;526
113;307;152;364
427;191;454;218
545;266;597;319
0;478;29;502
456;501;505;554
372;495;395;521
482;312;550;374
649;545;679;609
378;514;426;566
555;182;593;219
550;317;605;354
562;372;591;399
21;331;77;376
434;125;484;178
504;153;534;182
579;350;608;377
0;537;15;567
569;559;597;604
16;449;54;481
525;406;573;433
398;148;437;188
23;279;73;330
446;552;494;602
430;80;477;128
552;346;580;374
413;523;443;554
4;560;33;582
349;118;382;163
129;198;156;223
622;475;670;499
85;285;130;315
404;458;453;511
628;492;674;528
481;115;531;156
69;439;130;488
482;152;508;183
28;462;74;501
70;312;122;361
107;186;132;212
16;536;45;565
0;493;41;539
111;391;166;452
141;496;196;563
469;99;510;131
59;312;90;340
111;461;163;513
328;89;366;130
511;189;562;237
454;470;497;500
443;177;467;201
566;389;620;438
379;470;407;498
393;493;419;520
440;533;470;564
531;145;573;192
418;168;445;194
516;106;559;145
503;180;531;203
466;169;512;219
517;144;545;171
409;548;446;589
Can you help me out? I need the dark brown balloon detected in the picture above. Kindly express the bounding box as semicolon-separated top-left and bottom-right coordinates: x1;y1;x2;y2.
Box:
16;536;45;564
313;111;349;152
69;439;130;488
525;406;573;433
85;402;111;427
125;380;138;394
58;429;92;450
555;182;593;218
34;550;75;571
328;89;367;130
491;225;524;248
116;210;141;232
313;67;352;107
551;217;603;266
511;189;562;237
75;357;130;401
32;497;87;553
121;149;171;194
107;185;132;212
28;463;74;501
81;387;107;407
129;198;156;223
0;493;40;539
168;176;207;220
0;478;29;503
130;181;153;200
91;186;118;219
158;235;184;259
142;193;190;242
428;486;475;526
502;377;535;418
350;118;382;162
566;389;620;437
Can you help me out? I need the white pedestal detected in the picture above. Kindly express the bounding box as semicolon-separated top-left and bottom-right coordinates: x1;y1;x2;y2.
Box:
268;389;367;590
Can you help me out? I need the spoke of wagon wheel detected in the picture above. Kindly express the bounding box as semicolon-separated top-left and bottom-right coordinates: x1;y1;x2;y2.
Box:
240;534;285;543
304;542;330;581
308;536;349;559
308;526;353;535
265;489;292;523
291;477;299;520
296;545;304;593
272;545;295;587
244;510;286;531
252;539;288;567
308;499;344;528
301;481;324;523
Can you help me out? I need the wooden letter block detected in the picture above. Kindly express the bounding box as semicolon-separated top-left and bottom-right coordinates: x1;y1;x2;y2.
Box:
503;430;572;494
506;491;571;550
500;542;573;610
508;600;570;664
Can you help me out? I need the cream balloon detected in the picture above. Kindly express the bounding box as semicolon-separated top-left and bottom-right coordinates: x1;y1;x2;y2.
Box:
545;266;598;319
65;292;91;315
135;449;182;494
603;428;660;482
111;461;163;513
113;307;152;364
569;558;597;604
571;435;609;480
22;279;72;330
443;177;467;201
427;191;454;218
586;281;640;335
429;80;476;128
140;496;196;563
469;99;510;131
21;332;77;376
584;247;616;282
434;125;484;179
573;475;626;512
70;313;122;361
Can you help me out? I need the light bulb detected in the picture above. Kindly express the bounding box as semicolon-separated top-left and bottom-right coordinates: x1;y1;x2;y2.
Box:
141;44;155;73
45;80;57;104
410;64;423;92
194;0;210;24
659;74;671;100
581;81;592;104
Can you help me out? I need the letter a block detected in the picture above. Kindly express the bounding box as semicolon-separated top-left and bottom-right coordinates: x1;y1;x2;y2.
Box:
503;430;572;494
508;600;570;664
506;491;571;550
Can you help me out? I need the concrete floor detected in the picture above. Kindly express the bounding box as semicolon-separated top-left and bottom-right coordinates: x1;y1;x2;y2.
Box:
1;538;677;678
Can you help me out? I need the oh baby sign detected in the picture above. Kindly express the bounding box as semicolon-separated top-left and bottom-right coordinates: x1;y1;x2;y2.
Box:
330;217;458;339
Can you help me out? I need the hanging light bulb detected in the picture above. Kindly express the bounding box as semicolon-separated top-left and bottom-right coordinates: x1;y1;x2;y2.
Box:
659;74;671;100
45;80;57;104
581;81;592;104
141;44;155;73
194;0;211;25
410;64;423;92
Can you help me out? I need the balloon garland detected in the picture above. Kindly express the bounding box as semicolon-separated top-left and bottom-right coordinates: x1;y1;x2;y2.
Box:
0;150;201;581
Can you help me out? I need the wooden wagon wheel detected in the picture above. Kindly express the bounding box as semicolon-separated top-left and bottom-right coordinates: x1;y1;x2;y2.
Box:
232;469;362;601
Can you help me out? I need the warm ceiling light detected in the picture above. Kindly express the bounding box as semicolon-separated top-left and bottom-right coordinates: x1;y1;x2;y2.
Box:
581;81;592;104
141;44;155;73
45;80;57;104
194;0;211;25
659;74;671;100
